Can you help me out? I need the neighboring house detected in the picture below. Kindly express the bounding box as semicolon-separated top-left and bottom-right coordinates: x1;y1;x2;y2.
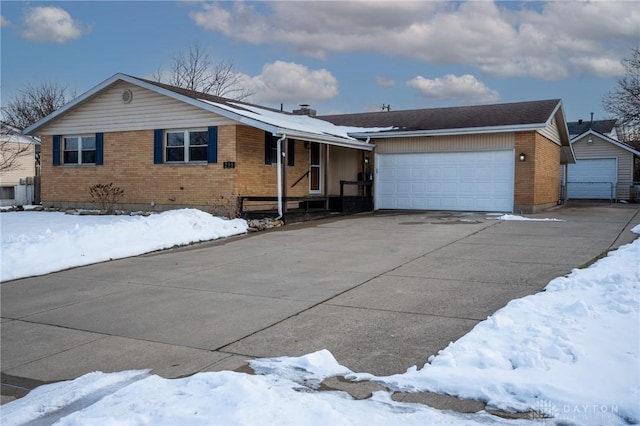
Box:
567;118;618;140
321;99;574;213
0;122;40;206
563;119;640;200
23;73;379;217
23;73;574;216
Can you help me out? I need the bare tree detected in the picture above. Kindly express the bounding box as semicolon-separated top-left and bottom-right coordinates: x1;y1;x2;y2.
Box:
1;82;74;130
154;43;252;100
603;47;640;141
0;123;34;172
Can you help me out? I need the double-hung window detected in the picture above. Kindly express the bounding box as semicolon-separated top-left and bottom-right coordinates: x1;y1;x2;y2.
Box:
64;135;96;165
165;130;208;163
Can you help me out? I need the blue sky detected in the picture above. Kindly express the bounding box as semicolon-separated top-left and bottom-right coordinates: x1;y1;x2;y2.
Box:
1;1;638;122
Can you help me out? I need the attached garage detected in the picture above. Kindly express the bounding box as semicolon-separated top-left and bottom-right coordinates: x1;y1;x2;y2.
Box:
376;151;514;212
567;158;617;200
320;99;574;213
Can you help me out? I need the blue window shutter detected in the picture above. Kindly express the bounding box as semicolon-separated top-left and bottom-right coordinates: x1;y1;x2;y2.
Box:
52;135;61;166
264;132;272;165
153;129;163;164
207;126;218;163
95;133;104;165
287;139;295;166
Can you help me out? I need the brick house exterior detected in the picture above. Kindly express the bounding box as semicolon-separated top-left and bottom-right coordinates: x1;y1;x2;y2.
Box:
25;74;374;216
25;74;574;215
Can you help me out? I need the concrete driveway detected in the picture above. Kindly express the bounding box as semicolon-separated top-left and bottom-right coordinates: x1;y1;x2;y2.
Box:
2;204;639;403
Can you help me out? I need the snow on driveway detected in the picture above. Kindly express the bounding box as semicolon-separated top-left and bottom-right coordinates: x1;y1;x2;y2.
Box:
1;211;638;425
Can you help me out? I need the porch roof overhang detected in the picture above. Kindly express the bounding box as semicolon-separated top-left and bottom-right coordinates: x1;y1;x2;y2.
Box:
198;99;379;151
272;129;374;151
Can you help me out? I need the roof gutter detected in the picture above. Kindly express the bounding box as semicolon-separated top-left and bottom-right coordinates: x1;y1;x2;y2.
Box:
276;129;374;151
348;123;547;139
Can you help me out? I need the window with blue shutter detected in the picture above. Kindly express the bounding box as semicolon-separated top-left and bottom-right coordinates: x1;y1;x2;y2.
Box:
52;135;61;166
264;132;273;165
95;133;104;165
287;139;295;166
157;128;216;164
207;126;217;163
265;133;294;166
154;129;163;164
57;134;100;165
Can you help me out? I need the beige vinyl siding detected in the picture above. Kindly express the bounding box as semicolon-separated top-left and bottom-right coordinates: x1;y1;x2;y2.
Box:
39;81;236;135
374;132;515;154
327;146;361;196
571;135;635;199
538;117;561;145
0;143;36;186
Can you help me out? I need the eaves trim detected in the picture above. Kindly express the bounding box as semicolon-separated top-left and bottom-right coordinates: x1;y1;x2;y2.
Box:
349;123;547;139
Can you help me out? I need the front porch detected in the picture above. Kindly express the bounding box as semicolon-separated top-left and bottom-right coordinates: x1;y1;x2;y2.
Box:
238;181;373;223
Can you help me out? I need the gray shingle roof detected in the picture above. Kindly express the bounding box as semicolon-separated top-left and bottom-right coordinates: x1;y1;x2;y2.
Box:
319;99;562;131
567;119;617;136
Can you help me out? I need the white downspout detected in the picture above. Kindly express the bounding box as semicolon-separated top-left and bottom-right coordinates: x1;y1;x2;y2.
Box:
276;134;286;220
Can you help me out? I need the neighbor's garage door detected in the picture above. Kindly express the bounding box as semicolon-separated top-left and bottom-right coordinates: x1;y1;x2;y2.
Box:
376;151;514;212
567;158;617;199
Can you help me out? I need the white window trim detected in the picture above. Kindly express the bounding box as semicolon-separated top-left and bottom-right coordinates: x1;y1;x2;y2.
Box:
309;142;322;194
165;129;208;163
63;135;96;165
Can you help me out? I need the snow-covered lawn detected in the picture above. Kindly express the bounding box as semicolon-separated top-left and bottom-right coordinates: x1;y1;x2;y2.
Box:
0;209;248;282
1;210;638;425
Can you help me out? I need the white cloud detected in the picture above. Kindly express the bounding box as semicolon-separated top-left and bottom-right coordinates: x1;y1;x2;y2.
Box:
407;74;500;104
242;61;338;105
1;15;9;27
20;6;89;43
188;1;636;80
375;77;396;88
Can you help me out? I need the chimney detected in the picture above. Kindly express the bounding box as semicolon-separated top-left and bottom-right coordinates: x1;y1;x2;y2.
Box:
578;119;583;124
292;104;316;117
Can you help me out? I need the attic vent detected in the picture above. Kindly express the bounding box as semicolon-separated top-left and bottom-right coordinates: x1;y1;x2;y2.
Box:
122;89;133;104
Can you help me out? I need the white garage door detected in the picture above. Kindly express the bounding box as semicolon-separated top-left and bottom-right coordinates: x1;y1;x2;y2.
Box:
567;158;617;199
376;151;514;212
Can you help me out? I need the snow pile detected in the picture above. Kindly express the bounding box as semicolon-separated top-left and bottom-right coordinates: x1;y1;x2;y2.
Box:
0;209;247;281
250;349;354;389
491;214;563;221
351;225;640;425
3;359;532;426
1;370;150;426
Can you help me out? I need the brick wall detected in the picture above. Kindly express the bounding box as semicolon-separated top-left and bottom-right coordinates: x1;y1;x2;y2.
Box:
40;126;240;213
40;124;372;213
235;125;309;199
533;132;561;206
514;132;535;208
514;131;561;212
